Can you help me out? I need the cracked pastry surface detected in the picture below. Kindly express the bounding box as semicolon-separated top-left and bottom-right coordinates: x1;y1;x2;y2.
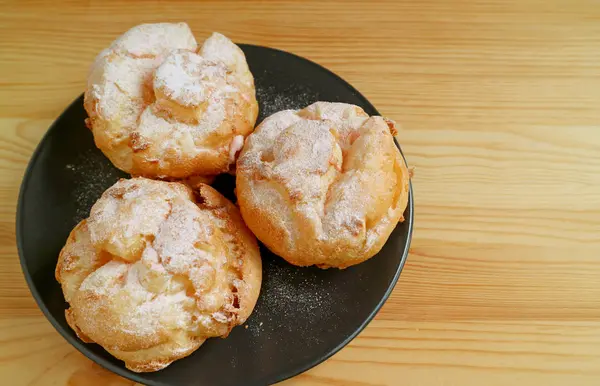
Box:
84;23;258;179
236;102;410;268
55;178;262;372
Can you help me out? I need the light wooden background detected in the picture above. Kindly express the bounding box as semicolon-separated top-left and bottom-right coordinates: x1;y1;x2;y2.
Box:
2;0;600;385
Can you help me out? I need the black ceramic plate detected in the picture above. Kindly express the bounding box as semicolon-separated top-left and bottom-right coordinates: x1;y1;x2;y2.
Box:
17;44;413;386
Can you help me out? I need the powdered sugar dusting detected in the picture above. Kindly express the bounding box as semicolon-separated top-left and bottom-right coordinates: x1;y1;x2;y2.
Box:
112;22;198;58
85;23;257;177
238;101;406;265
57;178;260;369
154;51;228;107
87;179;176;258
243;254;346;345
255;83;315;119
66;148;126;223
200;32;251;85
153;199;206;272
273;120;338;174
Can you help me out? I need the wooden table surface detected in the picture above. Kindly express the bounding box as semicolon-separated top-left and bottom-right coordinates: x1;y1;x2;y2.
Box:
2;0;600;385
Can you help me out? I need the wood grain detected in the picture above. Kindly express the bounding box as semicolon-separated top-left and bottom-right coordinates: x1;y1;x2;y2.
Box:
1;0;600;385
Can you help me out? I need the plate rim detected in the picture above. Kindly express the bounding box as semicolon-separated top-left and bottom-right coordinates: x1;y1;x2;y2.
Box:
15;43;414;386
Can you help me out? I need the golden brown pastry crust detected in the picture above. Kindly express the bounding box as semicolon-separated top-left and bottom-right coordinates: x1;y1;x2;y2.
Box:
236;102;410;268
84;23;258;179
55;178;262;372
